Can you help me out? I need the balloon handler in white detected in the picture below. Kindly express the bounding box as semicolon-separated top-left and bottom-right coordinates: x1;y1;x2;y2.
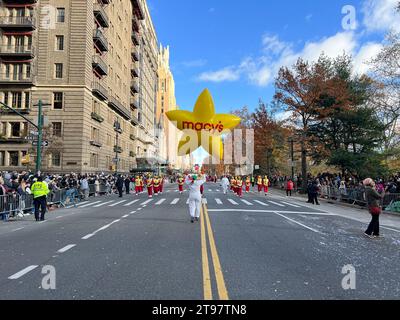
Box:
185;174;206;223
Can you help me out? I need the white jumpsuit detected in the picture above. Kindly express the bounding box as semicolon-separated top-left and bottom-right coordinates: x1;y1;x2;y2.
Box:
221;177;229;194
185;176;205;219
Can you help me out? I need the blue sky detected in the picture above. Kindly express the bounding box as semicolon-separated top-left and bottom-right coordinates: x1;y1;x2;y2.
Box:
149;0;399;115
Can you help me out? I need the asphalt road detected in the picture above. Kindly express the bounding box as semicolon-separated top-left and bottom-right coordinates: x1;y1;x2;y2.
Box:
1;183;400;300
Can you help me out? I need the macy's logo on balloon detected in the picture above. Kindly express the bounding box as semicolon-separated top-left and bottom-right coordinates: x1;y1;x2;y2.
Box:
182;121;224;133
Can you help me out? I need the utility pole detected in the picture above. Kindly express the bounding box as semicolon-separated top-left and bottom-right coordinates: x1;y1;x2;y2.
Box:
36;100;43;173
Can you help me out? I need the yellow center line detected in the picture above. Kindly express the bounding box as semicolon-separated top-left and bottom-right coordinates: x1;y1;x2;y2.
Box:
200;205;213;300
203;203;230;300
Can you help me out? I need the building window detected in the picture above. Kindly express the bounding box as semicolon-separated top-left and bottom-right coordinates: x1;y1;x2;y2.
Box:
10;122;21;137
56;35;64;51
24;92;30;109
90;153;98;168
55;63;63;78
5;64;10;78
106;134;111;146
0;151;5;166
3;92;8;105
91;127;99;141
12;92;22;109
52;152;61;167
53;92;63;109
9;151;19;166
57;8;65;23
52;122;62;137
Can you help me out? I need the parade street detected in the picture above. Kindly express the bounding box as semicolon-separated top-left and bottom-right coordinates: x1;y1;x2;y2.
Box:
0;183;400;300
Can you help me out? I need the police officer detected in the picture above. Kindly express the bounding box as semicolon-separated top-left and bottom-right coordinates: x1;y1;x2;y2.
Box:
31;176;50;221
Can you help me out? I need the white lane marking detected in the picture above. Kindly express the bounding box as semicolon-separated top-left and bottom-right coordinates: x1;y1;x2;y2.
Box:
280;201;301;208
130;211;137;214
8;265;38;280
202;198;208;204
97;224;112;232
80;201;102;208
12;227;25;231
93;201;114;208
75;201;89;207
141;199;153;206
274;212;322;234
82;234;94;240
207;209;334;215
215;198;223;205
174;190;179;192
111;219;121;224
254;200;269;206
268;201;285;207
122;214;129;218
216;189;220;192
39;220;47;224
57;244;77;253
137;208;142;211
171;198;180;205
55;216;63;219
109;200;127;207
186;199;190;204
208;189;212;192
156;198;166;205
124;200;139;206
241;199;253;206
228;199;239;205
381;226;400;233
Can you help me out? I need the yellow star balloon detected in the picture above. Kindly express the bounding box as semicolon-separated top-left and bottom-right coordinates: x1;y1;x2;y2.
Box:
166;89;241;160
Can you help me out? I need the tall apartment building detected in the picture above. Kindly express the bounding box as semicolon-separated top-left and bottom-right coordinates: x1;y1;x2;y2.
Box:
0;0;160;174
156;44;182;170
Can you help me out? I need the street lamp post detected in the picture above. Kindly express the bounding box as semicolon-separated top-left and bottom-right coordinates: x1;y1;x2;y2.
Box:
1;99;50;174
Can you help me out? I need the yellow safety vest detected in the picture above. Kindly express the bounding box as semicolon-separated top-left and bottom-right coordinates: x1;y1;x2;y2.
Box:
31;182;50;199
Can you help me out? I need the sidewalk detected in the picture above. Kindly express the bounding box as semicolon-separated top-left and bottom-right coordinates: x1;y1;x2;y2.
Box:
269;187;400;232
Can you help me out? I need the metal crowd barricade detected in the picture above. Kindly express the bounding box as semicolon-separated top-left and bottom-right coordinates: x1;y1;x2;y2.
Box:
1;193;35;220
382;193;400;209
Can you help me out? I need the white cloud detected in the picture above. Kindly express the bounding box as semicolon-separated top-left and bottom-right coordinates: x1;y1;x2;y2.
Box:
197;0;390;87
353;42;383;74
363;0;400;33
197;67;240;82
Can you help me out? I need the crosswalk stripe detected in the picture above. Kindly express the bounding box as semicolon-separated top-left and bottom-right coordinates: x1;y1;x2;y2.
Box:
156;198;166;205
241;199;253;206
228;199;239;205
268;200;285;207
208;189;212;192
216;189;220;192
93;201;114;208
171;198;180;205
280;201;301;208
123;199;140;206
80;201;102;208
215;198;223;205
141;199;153;206
254;200;269;206
76;201;89;207
186;199;190;204
109;200;127;207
